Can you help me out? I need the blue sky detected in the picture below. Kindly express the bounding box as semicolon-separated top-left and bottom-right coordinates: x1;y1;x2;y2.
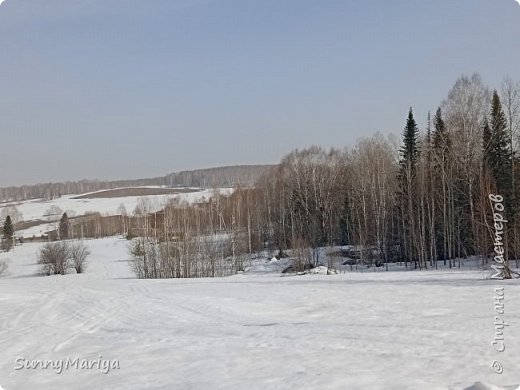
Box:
0;0;519;185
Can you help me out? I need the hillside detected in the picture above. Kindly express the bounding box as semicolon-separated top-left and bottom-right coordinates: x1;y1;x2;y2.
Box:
1;187;233;238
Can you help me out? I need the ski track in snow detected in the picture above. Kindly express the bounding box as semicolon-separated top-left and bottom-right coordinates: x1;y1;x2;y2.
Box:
0;238;519;390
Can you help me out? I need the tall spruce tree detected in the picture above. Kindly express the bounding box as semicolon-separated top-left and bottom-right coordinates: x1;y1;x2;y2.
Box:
2;215;14;251
484;91;518;277
59;212;70;240
486;91;513;214
397;108;420;266
433;108;448;152
3;215;14;240
400;108;420;169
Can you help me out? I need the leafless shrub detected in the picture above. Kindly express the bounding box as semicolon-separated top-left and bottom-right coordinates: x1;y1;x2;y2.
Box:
38;241;70;275
130;235;236;279
196;235;237;277
69;241;90;273
197;236;221;277
130;238;148;279
326;246;340;271
292;237;313;272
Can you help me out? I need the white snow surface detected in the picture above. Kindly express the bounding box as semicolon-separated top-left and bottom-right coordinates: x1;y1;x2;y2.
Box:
1;238;519;390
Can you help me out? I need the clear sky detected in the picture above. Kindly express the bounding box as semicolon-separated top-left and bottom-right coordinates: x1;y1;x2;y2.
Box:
0;0;519;186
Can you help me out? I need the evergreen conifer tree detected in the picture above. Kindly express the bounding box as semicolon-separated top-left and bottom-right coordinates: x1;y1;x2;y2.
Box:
397;108;421;265
486;91;513;214
433;108;448;152
3;215;14;240
2;215;14;252
400;108;420;170
59;213;70;240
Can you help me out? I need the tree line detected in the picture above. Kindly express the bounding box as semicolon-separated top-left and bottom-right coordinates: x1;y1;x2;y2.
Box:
254;74;520;274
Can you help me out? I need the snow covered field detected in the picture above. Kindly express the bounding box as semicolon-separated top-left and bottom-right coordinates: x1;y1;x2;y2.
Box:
0;238;519;390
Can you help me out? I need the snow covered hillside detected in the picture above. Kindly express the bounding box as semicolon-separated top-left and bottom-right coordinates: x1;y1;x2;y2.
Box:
0;238;519;390
0;187;233;237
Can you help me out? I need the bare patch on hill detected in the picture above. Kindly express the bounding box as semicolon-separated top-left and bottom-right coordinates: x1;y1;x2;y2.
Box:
72;187;199;199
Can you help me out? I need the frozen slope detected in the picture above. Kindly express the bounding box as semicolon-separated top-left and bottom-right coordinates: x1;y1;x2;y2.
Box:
0;238;519;390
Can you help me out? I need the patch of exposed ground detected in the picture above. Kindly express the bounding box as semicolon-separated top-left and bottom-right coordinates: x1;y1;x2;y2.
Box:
72;187;199;199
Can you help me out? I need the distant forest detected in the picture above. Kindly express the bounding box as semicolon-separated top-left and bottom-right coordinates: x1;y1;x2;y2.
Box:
0;165;273;202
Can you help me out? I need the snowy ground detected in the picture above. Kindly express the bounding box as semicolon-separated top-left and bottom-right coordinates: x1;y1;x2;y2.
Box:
0;238;519;390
